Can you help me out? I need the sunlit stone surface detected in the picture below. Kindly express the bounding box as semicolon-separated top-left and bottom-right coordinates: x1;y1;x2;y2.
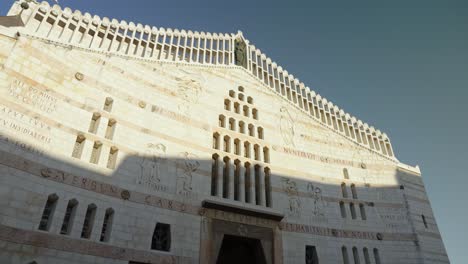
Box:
0;1;449;263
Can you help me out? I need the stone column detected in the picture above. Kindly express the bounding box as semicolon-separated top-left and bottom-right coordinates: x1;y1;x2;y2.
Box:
248;165;255;204
239;164;245;203
216;157;223;198
258;165;265;206
228;159;235;199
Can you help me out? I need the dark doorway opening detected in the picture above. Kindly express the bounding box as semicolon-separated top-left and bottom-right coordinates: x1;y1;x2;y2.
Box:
216;235;267;264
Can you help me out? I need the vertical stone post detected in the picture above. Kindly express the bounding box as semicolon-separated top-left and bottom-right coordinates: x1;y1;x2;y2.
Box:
239;164;245;203
248;164;255;204
228;159;235;199
216;157;223;198
259;165;265;206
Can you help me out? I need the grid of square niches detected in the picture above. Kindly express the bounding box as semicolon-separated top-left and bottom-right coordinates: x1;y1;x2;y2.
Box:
71;97;119;169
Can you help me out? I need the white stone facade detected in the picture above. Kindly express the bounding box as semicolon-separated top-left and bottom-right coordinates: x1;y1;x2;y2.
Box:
0;1;448;263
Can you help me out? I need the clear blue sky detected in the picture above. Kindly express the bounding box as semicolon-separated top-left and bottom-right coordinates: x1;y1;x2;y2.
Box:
2;0;467;263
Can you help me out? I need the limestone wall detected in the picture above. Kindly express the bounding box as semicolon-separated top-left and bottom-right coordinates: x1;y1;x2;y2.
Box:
0;2;449;264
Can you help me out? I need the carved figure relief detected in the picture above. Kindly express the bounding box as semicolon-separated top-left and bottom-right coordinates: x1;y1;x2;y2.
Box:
138;143;168;192
175;70;205;115
279;107;295;147
176;152;200;196
234;38;247;68
307;183;326;217
282;178;301;217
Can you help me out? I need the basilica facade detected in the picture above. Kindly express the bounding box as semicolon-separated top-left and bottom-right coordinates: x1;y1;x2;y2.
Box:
0;1;449;263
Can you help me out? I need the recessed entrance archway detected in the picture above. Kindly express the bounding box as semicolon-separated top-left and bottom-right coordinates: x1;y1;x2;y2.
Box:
216;235;267;264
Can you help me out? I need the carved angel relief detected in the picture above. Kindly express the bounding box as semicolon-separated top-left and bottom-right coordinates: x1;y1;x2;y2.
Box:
307;183;326;217
280;107;295;147
138;143;169;192
175;70;205;115
176;152;200;197
282;178;301;217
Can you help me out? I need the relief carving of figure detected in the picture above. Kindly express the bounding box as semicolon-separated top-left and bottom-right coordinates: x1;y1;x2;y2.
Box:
138;143;168;190
234;38;247;68
307;183;326;217
280;107;295;147
282;178;301;217
175;70;205;115
176;152;200;196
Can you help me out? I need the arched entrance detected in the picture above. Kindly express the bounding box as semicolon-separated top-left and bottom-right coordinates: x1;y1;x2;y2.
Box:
216;235;267;264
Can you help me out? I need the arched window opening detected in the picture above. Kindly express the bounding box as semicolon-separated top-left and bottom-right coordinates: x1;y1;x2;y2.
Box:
254;165;261;205
254;145;260;161
60;199;79;235
239;121;246;134
360;204;367;220
229;90;236;98
38;194;58;231
234;102;240;114
422;215;428;228
343;168;349;179
81;204;97;239
342;246;350;264
238;93;245;101
352;247;361;264
224;99;231;111
234;160;241;201
373;249;381;264
229;118;236;131
252;108;258;120
213;133;220;149
223;136;230;153
105;119;117;140
151;223;171;252
107;147;119;169
88;112;101;134
219;115;226;127
341;183;348;198
243;105;250;117
72;134;86;159
263;147;270;163
305;245;319;264
247;96;253;104
265;167;272;208
257;127;264;139
363;248;371;264
103;97;113;112
248;124;255;137
351;184;358;199
238;86;245;92
100;208;114;242
340;201;346;218
244;142;251;158
90;141;103;164
350;203;357;219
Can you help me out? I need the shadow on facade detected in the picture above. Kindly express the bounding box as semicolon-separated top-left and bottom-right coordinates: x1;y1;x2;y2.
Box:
0;133;438;264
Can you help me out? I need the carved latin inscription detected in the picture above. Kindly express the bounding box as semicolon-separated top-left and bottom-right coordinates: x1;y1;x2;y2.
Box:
8;79;58;113
0;106;51;145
